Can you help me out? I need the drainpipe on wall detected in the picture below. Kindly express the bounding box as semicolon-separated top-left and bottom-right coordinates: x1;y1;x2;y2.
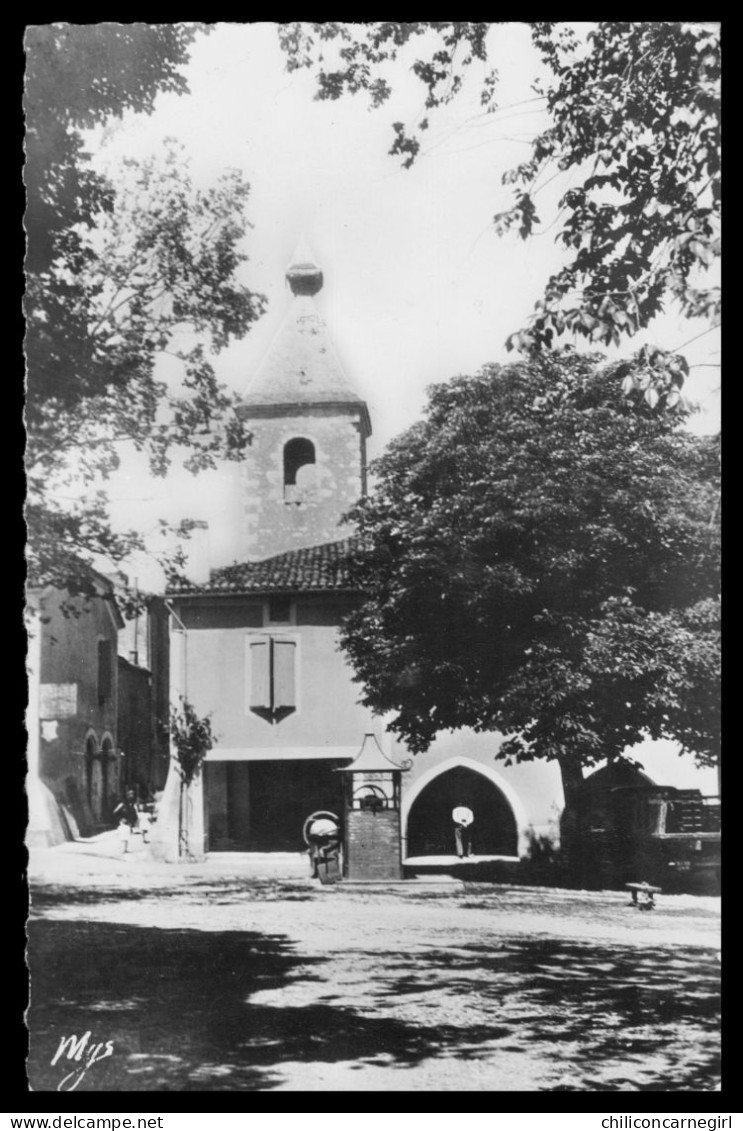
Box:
164;598;188;703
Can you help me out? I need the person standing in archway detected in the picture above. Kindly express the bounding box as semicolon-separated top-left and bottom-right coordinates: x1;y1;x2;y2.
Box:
452;803;474;858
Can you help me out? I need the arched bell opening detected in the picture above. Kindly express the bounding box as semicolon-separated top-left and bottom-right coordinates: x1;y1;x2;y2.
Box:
283;438;317;502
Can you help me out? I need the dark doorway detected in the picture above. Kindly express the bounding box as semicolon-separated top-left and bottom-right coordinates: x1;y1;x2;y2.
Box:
249;760;346;850
205;760;347;851
406;766;518;857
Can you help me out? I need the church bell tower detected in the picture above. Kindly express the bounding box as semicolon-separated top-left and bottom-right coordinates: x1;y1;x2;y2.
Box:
235;244;372;561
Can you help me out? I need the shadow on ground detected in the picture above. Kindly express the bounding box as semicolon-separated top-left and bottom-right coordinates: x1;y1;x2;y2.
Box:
369;939;720;1090
27;919;518;1092
27;917;720;1091
30;880;315;909
27;920;325;1091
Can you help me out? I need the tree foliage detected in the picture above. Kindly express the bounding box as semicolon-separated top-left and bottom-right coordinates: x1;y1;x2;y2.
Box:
280;22;720;356
170;696;215;785
24;24;265;595
340;352;720;778
25;23;200;277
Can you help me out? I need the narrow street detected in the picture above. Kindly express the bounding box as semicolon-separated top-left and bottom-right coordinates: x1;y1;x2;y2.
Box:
27;836;721;1093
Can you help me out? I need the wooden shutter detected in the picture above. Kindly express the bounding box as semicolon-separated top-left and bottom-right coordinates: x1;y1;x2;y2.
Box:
97;640;112;700
248;637;271;709
272;637;296;710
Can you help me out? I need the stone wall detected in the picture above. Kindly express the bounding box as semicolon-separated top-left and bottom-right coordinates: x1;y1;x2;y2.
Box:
34;589;121;839
238;407;366;560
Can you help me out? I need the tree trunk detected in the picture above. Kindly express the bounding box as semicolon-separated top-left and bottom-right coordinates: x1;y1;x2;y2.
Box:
557;754;586;887
178;778;187;860
557;754;585;809
176;769;205;862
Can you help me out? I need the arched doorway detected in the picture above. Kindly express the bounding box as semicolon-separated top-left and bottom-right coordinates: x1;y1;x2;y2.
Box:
101;736;115;820
406;765;518;857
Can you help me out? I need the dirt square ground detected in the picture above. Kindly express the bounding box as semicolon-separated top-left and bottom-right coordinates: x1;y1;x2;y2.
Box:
26;835;721;1092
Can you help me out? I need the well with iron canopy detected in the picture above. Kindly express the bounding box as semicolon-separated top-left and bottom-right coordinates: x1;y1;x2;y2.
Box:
336;733;411;881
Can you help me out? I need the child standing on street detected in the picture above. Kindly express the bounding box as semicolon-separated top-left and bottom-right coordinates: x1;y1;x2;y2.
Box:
113;788;139;854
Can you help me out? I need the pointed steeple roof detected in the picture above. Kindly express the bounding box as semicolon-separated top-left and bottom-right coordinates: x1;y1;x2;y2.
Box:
239;241;371;437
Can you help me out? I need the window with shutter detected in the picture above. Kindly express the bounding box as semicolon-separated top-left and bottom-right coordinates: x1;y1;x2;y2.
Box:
248;638;271;709
272;637;296;710
246;634;298;718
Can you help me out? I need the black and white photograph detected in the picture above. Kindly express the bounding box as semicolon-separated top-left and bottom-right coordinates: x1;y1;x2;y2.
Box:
24;22;721;1094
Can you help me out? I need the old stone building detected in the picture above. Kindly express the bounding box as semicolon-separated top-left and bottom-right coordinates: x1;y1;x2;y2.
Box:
27;579;124;844
158;248;718;876
27;580;170;845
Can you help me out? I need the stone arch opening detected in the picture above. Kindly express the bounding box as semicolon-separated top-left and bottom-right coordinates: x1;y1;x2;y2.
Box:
406;764;518;857
283;438;316;501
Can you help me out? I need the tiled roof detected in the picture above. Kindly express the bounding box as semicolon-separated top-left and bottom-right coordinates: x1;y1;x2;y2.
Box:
167;537;361;596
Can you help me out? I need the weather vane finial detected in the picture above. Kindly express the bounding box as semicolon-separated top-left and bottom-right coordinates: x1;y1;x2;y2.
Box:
286;235;323;296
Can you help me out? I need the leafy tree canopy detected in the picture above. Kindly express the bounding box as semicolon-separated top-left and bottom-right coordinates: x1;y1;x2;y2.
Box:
171;695;215;786
24;24;265;596
280;22;720;358
25;23;200;276
341;352;720;782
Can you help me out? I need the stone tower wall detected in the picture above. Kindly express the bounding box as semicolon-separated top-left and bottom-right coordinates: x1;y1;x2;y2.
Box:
238;406;367;560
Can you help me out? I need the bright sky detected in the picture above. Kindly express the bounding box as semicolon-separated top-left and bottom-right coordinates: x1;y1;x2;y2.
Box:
82;22;720;589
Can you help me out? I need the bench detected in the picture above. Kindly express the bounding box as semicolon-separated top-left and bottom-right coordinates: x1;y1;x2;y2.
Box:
626;882;661;908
